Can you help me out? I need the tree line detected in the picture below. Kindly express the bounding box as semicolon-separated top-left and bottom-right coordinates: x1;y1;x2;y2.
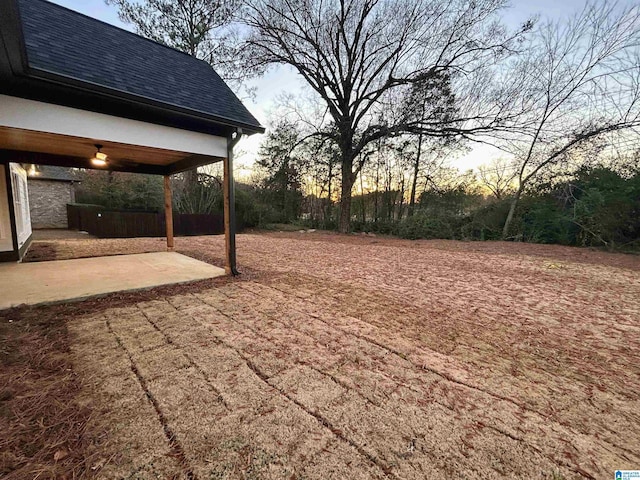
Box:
73;148;640;251
254;126;640;250
101;0;640;248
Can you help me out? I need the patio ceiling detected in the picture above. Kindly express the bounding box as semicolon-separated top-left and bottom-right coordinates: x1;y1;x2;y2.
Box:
0;94;229;175
0;126;221;175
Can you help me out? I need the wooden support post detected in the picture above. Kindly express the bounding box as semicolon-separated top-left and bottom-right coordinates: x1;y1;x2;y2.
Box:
223;131;240;275
164;175;174;251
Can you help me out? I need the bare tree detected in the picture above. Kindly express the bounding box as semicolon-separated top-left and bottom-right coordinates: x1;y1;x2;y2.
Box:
244;0;531;232
266;92;341;222
305;138;340;222
478;158;517;200
499;1;640;238
398;75;459;217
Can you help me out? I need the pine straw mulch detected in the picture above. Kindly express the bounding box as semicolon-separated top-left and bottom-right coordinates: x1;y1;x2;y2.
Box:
0;275;240;480
265;230;640;271
0;307;92;479
22;229;640;272
5;231;640;478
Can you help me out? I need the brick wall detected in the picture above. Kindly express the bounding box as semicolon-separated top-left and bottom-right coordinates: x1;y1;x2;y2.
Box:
27;180;75;229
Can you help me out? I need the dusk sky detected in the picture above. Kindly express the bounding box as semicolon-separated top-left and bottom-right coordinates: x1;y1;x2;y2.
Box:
48;0;615;174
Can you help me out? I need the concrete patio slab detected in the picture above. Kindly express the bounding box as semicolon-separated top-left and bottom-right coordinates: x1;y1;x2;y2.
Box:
0;252;225;310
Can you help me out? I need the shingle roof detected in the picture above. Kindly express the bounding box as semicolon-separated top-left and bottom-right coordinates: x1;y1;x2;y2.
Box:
17;0;262;132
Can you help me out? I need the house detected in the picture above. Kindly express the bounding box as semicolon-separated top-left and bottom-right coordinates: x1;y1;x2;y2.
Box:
0;0;263;269
26;165;76;229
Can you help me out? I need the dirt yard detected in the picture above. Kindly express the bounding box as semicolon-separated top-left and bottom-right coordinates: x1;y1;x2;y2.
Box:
3;232;640;479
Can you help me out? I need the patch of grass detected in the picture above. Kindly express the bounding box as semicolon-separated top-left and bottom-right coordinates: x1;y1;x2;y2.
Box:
261;223;307;232
245;449;287;479
208;463;234;479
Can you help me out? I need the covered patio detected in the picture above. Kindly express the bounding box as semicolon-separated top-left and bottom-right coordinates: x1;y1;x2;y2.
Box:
0;0;263;299
0;251;225;310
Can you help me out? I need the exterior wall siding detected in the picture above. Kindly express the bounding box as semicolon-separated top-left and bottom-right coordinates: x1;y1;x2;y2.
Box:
27;180;74;229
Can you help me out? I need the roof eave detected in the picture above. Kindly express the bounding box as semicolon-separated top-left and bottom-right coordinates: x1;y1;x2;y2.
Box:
26;67;265;135
0;0;28;77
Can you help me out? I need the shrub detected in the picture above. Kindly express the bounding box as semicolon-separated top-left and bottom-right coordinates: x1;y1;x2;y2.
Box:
519;197;572;244
397;213;455;240
462;199;513;241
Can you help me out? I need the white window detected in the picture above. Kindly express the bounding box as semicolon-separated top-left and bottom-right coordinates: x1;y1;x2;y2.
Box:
10;163;31;248
0;164;13;252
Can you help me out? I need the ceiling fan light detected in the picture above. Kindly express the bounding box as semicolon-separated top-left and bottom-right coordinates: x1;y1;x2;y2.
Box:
90;145;108;167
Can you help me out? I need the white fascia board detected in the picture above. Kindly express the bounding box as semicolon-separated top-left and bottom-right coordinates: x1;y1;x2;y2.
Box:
0;94;227;158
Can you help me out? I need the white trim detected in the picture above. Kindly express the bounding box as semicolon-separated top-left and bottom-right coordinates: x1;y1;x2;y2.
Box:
0;164;13;252
10;163;31;248
0;94;227;157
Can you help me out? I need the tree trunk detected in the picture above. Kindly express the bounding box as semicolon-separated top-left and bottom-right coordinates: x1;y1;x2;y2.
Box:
339;161;354;234
338;185;353;233
185;168;198;188
326;158;333;222
282;165;288;222
386;179;392;221
373;160;380;222
398;175;405;220
408;133;423;217
502;188;522;239
359;172;366;223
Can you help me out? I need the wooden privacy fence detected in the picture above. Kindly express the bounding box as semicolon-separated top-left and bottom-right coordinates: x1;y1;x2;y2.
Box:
67;204;224;238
